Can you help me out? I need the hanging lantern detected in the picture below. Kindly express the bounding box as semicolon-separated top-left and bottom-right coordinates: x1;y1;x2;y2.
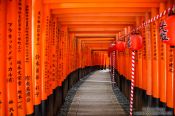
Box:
160;15;175;46
108;43;115;56
107;47;110;52
128;34;143;50
115;41;126;51
112;44;116;51
108;47;112;56
108;48;111;57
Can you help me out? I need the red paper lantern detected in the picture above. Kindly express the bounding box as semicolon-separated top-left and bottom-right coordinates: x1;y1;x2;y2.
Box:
160;15;175;46
108;47;112;53
108;48;111;56
115;41;126;51
129;35;143;50
108;44;116;56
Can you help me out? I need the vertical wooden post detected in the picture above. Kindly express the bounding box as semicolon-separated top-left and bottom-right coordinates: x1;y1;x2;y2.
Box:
32;0;43;115
41;4;50;102
41;6;50;116
145;12;152;100
151;8;160;105
25;0;34;114
0;0;7;115
159;2;167;106
166;0;174;113
141;16;147;92
17;0;27;115
6;0;18;115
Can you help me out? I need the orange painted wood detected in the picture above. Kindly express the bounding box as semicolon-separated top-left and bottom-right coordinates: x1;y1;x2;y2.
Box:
135;18;143;89
124;49;130;79
145;12;152;96
32;0;43;105
1;0;175;114
49;3;159;9
41;5;50;100
69;28;124;32
58;16;136;22
158;3;167;103
62;26;68;80
47;16;52;95
60;26;64;81
64;22;135;26
166;46;174;108
24;0;34;114
52;8;150;14
77;39;82;68
55;17;61;86
123;28;128;79
44;0;166;4
68;32;71;73
151;8;159;99
67;24;132;28
166;0;175;111
57;26;63;86
127;27;131;80
50;16;58;90
141;17;147;90
58;13;144;18
6;0;18;115
165;1;175;108
71;34;75;70
75;33;116;38
0;0;7;115
17;0;27;115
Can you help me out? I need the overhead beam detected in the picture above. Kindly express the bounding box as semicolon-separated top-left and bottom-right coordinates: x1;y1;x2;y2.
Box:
81;44;110;49
61;21;135;25
82;41;112;44
51;8;150;14
86;47;110;49
66;24;132;28
75;33;117;38
88;46;109;48
83;44;110;47
77;38;115;41
72;31;119;34
69;27;123;32
56;13;145;17
82;40;113;43
82;42;112;44
44;0;166;4
91;49;108;51
57;16;135;22
48;3;159;9
88;44;110;47
91;47;109;50
90;47;109;49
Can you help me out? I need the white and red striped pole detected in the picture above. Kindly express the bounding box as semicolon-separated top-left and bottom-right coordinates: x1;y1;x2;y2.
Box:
110;52;112;72
110;53;112;73
129;51;136;116
112;51;115;86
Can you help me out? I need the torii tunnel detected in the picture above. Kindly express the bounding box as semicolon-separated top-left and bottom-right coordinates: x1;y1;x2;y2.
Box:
0;0;175;116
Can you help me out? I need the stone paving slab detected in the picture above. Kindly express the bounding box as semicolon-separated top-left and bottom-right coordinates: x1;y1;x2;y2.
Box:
67;70;127;116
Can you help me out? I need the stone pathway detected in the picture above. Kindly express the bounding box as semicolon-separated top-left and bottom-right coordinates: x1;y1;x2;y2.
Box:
67;70;127;116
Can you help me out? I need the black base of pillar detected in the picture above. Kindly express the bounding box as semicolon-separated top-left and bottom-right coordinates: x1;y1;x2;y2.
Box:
34;104;41;116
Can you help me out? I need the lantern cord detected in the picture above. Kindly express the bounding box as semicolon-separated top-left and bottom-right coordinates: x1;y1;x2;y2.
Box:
129;51;136;116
